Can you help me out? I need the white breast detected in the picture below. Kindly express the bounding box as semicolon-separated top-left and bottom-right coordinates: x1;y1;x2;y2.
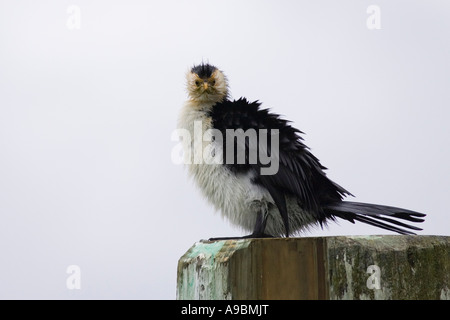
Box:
177;101;272;232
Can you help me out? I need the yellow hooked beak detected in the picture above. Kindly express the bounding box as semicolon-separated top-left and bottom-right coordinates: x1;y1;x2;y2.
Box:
203;82;208;90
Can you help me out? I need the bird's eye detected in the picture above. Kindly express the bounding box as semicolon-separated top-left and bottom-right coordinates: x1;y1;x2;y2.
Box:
210;79;216;86
195;80;201;86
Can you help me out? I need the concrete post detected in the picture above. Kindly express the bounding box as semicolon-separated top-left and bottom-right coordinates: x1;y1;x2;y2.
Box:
177;235;449;300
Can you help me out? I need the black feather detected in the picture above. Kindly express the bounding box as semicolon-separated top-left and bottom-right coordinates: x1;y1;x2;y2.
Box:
209;98;352;235
208;97;426;236
326;201;426;235
191;63;217;79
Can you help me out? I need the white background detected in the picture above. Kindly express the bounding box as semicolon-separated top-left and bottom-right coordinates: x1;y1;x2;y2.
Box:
0;0;449;299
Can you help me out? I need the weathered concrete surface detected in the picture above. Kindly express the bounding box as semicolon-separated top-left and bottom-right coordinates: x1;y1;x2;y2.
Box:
176;235;450;300
326;236;449;299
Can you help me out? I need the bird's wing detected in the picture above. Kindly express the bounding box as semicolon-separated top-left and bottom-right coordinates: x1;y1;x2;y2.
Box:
209;98;351;235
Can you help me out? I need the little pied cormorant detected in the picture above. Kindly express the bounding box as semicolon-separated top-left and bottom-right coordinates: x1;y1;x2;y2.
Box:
178;63;425;238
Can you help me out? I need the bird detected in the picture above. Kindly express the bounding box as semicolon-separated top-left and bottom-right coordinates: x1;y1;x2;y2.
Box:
178;62;426;238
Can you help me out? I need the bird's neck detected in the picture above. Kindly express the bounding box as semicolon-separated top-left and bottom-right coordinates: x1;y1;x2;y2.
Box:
188;97;225;111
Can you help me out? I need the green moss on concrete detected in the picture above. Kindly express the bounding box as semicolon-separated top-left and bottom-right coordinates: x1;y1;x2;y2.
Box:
327;235;450;300
177;239;251;299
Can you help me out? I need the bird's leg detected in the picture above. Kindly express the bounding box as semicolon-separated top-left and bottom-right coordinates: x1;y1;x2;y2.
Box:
249;208;272;238
208;210;273;241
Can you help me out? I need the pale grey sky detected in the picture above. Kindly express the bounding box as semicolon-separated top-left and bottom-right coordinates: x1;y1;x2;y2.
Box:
0;0;449;299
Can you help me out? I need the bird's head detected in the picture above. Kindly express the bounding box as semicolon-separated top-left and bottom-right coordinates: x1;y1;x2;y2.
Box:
186;63;229;104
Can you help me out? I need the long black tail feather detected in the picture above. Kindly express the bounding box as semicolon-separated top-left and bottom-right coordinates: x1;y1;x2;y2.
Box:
325;201;426;235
